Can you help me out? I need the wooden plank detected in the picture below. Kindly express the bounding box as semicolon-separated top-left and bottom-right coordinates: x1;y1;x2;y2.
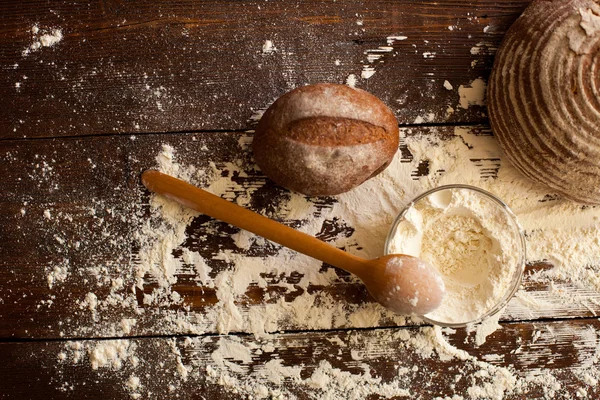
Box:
2;127;600;339
1;319;599;399
0;0;530;138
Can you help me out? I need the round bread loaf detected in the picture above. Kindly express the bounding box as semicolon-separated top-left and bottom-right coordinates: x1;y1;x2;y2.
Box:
252;83;399;196
488;0;600;204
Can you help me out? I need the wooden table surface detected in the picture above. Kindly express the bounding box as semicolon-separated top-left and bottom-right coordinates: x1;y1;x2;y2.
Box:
2;1;600;399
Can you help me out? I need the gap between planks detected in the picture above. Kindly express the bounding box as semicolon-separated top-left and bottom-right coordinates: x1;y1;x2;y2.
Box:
1;315;597;343
0;121;486;143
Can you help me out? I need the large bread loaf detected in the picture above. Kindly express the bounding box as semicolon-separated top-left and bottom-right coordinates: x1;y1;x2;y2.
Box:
488;0;600;204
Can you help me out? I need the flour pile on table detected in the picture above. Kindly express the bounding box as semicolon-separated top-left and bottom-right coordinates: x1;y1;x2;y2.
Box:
52;127;600;398
22;25;63;57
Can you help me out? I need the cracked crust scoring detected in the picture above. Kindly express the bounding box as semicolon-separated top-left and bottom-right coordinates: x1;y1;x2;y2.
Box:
253;83;399;196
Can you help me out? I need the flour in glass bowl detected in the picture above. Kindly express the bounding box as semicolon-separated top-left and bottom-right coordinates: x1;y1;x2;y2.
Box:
388;187;524;325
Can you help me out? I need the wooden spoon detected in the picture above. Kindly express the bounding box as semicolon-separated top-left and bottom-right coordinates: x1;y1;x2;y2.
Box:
141;170;445;316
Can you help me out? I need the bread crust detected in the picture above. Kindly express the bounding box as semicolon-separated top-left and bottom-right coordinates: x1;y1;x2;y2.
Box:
488;0;600;203
253;83;399;196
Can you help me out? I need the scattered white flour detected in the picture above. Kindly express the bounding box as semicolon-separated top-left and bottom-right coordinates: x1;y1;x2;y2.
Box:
84;292;98;311
120;319;137;335
128;130;600;333
361;67;376;79
346;73;357;88
470;45;483;55
126;375;141;392
38;125;600;398
160;326;524;399
360;35;407;80
470;41;497;56
386;35;408;43
472;308;503;346
458;78;486;109
413;113;435;124
389;188;523;325
262;40;276;54
249;108;266;122
46;263;69;289
22;25;63;56
89;340;134;370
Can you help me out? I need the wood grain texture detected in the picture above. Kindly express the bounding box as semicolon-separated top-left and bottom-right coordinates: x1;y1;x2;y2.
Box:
0;0;530;139
3;2;599;398
1;318;599;399
2;127;599;340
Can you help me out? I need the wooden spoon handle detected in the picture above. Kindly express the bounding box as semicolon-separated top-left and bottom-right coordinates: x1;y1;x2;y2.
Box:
141;170;365;274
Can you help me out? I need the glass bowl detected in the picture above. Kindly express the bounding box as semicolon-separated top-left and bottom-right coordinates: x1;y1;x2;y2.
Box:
384;184;526;328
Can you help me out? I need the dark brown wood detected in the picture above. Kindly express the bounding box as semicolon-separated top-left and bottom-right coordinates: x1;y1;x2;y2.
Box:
0;0;530;139
2;127;599;340
2;2;598;397
1;318;599;399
